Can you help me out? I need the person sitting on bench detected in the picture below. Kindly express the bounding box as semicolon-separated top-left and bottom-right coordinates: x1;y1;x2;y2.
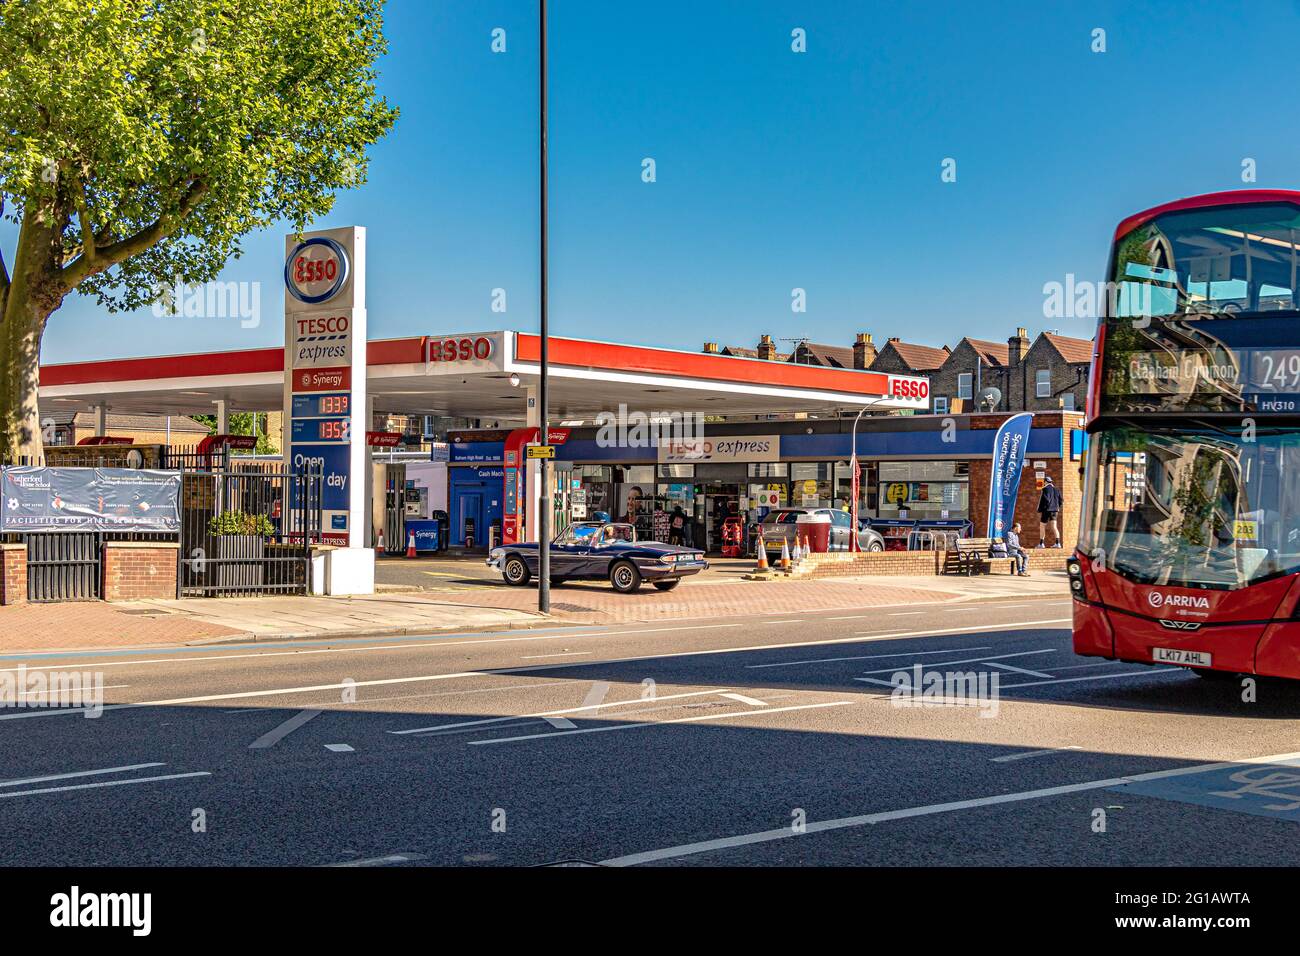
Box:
1005;522;1029;576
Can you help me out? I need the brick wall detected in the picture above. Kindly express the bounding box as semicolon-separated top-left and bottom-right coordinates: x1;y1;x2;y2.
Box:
967;412;1086;548
0;543;26;606
102;543;179;601
1019;337;1088;412
795;550;942;577
792;546;1068;578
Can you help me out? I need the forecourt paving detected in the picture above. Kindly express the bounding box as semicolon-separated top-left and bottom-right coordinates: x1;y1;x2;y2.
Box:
1;596;1297;867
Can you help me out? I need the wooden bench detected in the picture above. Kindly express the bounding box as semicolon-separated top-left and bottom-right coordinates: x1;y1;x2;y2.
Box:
941;537;1018;576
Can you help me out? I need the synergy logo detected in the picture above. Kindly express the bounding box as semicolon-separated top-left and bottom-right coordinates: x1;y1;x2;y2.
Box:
285;237;350;304
1147;590;1210;610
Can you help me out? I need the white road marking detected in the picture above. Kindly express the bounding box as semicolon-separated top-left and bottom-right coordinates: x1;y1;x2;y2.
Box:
388;688;729;735
856;649;1056;677
888;612;925;617
998;669;1185;689
324;744;355;752
991;746;1083;763
1048;661;1122;672
0;772;211;799
764;620;805;625
520;652;592;659
17;683;128;697
719;693;767;706
248;709;322;749
984;661;1056;679
0;762;165;788
581;681;611;715
0;619;1075;723
469;701;854;746
825;615;870;621
748;646;994;670
543;717;577;729
327;852;426;867
0;671;488;721
598;749;1300;866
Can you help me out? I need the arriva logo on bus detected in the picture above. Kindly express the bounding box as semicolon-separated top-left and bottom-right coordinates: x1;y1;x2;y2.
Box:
1147;591;1210;610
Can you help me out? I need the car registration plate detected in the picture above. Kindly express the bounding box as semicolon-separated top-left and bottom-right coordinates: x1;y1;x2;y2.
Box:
1153;646;1212;668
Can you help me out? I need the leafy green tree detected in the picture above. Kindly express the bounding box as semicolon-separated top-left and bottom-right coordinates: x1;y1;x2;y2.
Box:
192;411;277;455
0;0;396;460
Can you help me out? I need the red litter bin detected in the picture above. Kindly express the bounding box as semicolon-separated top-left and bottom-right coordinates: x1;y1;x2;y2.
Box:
796;512;832;553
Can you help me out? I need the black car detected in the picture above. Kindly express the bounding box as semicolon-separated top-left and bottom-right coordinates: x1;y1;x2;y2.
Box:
486;521;707;593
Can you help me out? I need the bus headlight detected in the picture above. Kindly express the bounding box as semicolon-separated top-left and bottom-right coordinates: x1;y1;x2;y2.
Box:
1065;557;1087;599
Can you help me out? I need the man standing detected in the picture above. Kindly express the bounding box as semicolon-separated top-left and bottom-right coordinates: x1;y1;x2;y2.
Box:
1006;522;1030;576
1036;476;1063;548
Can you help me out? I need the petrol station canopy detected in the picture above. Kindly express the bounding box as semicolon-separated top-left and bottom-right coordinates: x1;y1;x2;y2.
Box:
38;330;930;421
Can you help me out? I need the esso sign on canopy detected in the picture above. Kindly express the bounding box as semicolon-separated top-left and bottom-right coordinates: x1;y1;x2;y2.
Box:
888;376;930;401
427;335;495;363
285;237;350;304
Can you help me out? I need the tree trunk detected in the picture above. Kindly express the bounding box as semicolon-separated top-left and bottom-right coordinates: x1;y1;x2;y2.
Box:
0;297;46;463
0;208;67;464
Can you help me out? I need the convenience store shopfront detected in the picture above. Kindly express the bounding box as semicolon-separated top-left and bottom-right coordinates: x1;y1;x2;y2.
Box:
449;412;1082;553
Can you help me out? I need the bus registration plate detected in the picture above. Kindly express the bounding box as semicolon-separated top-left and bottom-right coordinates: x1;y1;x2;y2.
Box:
1153;647;1212;668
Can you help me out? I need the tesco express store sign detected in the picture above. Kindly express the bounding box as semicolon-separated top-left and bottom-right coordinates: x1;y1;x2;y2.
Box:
658;436;778;464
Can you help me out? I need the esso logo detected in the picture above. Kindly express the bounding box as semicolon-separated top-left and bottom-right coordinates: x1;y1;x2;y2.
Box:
285;237;350;304
428;336;494;363
889;377;929;400
1147;591;1164;609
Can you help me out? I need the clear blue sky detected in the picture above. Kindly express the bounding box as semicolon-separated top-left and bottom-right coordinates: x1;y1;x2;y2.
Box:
34;0;1300;364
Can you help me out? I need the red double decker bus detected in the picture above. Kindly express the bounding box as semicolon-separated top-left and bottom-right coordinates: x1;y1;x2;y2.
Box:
1071;190;1300;679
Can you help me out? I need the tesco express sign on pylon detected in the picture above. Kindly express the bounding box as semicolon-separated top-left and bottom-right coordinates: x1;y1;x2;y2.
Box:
285;237;350;304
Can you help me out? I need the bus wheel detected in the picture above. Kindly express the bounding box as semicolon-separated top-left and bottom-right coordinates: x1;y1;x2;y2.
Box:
503;556;531;586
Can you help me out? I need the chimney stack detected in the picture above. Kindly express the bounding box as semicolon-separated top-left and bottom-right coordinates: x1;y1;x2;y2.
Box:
757;334;777;361
1008;326;1030;366
853;332;877;370
702;342;719;354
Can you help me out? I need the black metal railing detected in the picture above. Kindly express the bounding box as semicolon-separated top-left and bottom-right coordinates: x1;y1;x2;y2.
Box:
177;465;322;598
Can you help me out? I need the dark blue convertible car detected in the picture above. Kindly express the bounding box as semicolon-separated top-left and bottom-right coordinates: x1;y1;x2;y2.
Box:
486;521;707;593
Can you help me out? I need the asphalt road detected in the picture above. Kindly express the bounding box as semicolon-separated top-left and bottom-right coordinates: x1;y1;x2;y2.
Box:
4;593;1300;867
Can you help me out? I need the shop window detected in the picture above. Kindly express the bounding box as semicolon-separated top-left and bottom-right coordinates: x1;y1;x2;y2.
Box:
658;463;694;479
957;373;973;400
1036;368;1051;398
748;462;788;478
877;460;969;520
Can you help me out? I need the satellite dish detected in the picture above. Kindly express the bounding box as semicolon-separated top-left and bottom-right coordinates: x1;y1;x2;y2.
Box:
976;387;1002;411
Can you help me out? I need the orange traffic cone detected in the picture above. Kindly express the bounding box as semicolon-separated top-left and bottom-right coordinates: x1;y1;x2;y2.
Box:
375;526;385;553
755;531;769;570
405;531;417;559
780;537;791;571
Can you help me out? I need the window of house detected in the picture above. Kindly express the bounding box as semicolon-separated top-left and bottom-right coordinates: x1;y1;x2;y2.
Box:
957;374;973;400
1062;392;1076;410
1036;368;1052;398
933;396;949;414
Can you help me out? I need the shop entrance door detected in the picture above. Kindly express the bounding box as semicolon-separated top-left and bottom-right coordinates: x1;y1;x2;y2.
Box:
455;492;484;549
700;484;741;553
